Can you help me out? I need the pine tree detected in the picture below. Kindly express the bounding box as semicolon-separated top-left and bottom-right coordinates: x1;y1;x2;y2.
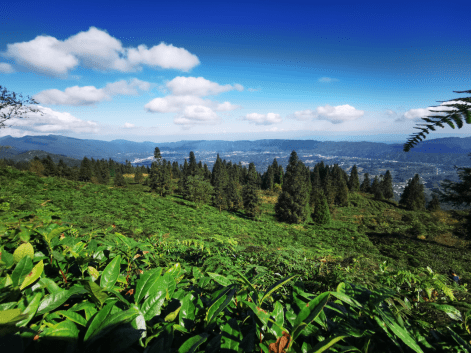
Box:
225;178;242;211
348;165;360;191
311;190;331;225
185;175;214;208
311;165;322;190
41;155;58;177
360;173;370;193
29;157;44;177
438;166;471;208
399;174;425;210
134;168;144;184
427;194;441;211
275;151;311;223
332;165;349;206
370;176;384;200
380;170;394;200
242;163;261;219
114;168;127;187
99;163;110;185
78;157;93;182
57;159;68;179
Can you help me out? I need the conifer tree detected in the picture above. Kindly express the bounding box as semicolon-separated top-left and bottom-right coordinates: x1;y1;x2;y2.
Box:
311;190;331;225
242;162;261;219
99;163;110;185
57;159;68;179
134;168;144;184
322;173;335;206
311;165;322;190
348;165;360;191
360;173;370;193
185;175;214;208
380;170;394;200
78;157;93;182
29;157;44;177
427;194;441;211
438;166;471;208
275;151;311;223
41;155;58;177
332;165;349;206
114;168;127;187
399;174;425;210
370;176;384;200
225;176;242;211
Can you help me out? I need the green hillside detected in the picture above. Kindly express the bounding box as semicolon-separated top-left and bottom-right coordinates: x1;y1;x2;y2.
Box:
0;164;470;352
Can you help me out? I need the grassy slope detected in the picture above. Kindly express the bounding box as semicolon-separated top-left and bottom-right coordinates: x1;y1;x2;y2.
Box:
1;167;470;291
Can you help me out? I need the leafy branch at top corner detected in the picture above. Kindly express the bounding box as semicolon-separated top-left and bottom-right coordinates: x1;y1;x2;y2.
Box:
0;85;44;129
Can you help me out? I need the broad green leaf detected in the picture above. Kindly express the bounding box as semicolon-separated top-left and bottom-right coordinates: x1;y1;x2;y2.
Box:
0;302;17;311
4;274;13;287
83;281;108;307
39;277;63;295
377;306;423;353
447;326;471;352
100;255;121;290
13;243;34;263
37;290;76;316
233;269;259;305
130;304;147;344
85;308;140;346
336;282;346;293
205;286;236;326
329;291;363;309
57;310;87;327
207;272;233;287
429;303;462;321
166;262;182;280
221;317;242;352
11;256;33;287
87;266;99;281
0;249;14;268
271;301;284;326
163;273;176;300
41;319;79;349
35;224;68;244
165;306;181;322
243;300;271;328
293;291;329;329
141;283;167;321
20;260;43;290
311;335;348;353
84;301;118;342
16;292;42;327
134;267;162;304
178;333;209;353
179;293;196;330
260;275;297;304
0;308;27;324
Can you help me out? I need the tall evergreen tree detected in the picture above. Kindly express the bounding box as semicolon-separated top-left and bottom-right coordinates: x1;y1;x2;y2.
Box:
332;165;349;206
78;157;93;182
41;155;58;177
114;168;127;187
370;176;384;200
242;162;261;219
185;175;214;208
438;166;471;208
360;173;370;193
29;157;44;177
380;170;394;200
311;190;331;225
311;165;322;190
134;168;144;184
275;151;311;223
399;174;425;210
427;194;441;211
348;165;360;192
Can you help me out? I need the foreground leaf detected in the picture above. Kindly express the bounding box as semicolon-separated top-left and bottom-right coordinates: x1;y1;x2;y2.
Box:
178;333;209;353
20;260;44;290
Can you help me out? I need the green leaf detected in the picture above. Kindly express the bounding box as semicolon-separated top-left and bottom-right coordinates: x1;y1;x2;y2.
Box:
83;281;108;307
13;243;34;263
39;277;63;295
166;262;182;280
57;310;88;327
205;286;237;327
178;333;209;353
329;291;363;309
336;282;346;293
271;301;284;326
20;260;43;290
260;275;297;304
134;267;162;304
293;291;329;329
130;304;147;344
165;306;181;322
429;303;462;321
141;282;167;321
311;335;348;353
87;266;99;281
179;293;196;330
41;319;79;348
11;256;33;287
16;292;42;327
84;301;118;342
0;308;27;324
0;249;14;268
37;289;75;316
221;317;242;352
100;255;121;290
243;300;271;328
35;224;68;244
145;323;174;353
207;272;233;287
233;269;259;305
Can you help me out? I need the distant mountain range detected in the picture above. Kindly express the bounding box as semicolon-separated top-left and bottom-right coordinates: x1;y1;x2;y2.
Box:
0;134;470;167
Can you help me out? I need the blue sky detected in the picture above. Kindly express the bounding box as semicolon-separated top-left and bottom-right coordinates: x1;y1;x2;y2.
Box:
0;0;470;143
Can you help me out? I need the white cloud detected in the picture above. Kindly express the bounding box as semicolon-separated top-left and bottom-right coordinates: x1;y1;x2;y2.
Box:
247;87;261;92
3;27;199;76
244;112;282;125
316;104;364;123
145;95;206;113
397;100;471;122
34;78;152;106
215;101;240;111
318;77;339;83
166;76;243;96
174;105;220;126
292;109;317;121
124;122;135;128
6;105;99;133
0;63;14;73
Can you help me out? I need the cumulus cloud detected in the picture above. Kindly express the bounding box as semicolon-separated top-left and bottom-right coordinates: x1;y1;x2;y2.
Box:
5;105;99;133
34;78;152;106
174;105;220;126
397;100;471;122
0;63;14;73
318;77;339;83
166;76;243;96
124;122;135;128
3;27;200;76
290;104;364;124
244;112;282;125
